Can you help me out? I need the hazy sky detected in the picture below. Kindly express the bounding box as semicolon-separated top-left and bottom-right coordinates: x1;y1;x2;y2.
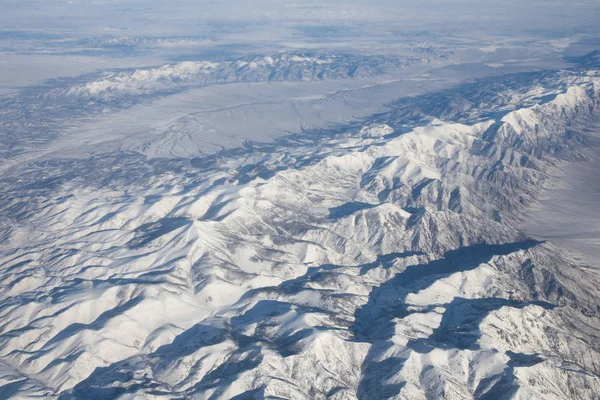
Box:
2;0;599;38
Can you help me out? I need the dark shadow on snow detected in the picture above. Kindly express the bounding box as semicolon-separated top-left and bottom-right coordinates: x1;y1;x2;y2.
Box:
352;240;550;398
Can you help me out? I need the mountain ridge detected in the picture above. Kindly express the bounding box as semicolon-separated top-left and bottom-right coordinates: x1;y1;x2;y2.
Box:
1;57;600;399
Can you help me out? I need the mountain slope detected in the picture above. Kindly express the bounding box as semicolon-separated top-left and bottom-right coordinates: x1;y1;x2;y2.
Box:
1;58;600;399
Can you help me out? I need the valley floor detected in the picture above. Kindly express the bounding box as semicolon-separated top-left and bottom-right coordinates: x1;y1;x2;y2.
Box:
521;137;600;268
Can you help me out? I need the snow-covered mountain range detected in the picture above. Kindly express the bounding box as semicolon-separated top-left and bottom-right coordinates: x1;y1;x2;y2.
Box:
60;51;449;99
1;52;600;399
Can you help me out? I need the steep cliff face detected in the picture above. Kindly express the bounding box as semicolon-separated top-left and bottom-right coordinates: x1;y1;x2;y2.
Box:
1;58;600;399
